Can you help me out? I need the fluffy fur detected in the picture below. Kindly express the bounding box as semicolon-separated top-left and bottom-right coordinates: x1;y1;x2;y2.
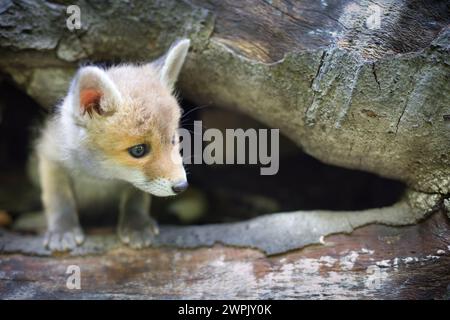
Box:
36;39;190;251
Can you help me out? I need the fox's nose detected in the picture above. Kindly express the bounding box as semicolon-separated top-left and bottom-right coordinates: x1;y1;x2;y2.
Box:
172;180;188;194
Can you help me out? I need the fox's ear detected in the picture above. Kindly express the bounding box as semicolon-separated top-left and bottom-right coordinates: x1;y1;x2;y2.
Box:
70;66;122;119
156;39;190;90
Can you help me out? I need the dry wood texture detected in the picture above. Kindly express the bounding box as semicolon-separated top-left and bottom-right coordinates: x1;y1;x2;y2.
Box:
1;211;449;299
1;0;448;194
0;0;449;299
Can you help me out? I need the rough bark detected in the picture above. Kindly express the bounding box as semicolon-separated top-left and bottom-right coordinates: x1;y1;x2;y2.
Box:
0;0;448;196
1;211;449;299
0;0;449;291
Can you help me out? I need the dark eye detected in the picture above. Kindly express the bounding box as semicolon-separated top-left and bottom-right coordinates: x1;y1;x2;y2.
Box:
171;135;177;145
128;144;149;158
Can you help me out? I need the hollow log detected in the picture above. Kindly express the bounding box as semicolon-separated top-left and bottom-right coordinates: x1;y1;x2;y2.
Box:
0;0;449;299
0;0;449;196
1;211;449;299
1;0;449;191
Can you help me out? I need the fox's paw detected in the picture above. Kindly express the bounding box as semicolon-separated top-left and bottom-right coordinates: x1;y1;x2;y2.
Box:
43;227;85;252
118;218;159;249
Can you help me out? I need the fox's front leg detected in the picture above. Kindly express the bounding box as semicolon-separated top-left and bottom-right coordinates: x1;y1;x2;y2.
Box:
118;187;159;249
39;155;84;251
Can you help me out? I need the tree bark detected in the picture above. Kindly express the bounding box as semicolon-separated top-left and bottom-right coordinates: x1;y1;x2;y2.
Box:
0;0;449;299
0;0;448;197
1;210;449;299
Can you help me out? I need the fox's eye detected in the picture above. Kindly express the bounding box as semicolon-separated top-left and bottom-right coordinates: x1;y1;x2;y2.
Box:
128;144;149;158
171;135;177;145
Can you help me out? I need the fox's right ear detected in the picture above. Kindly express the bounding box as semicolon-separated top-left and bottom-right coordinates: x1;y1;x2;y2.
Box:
69;66;122;119
153;39;190;91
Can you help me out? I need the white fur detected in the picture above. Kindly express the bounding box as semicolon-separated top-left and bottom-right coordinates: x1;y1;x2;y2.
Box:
37;114;183;202
35;39;191;252
68;66;123;122
36;42;191;204
159;39;190;90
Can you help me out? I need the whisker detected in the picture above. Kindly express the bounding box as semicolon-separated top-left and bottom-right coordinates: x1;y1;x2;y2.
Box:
181;104;211;119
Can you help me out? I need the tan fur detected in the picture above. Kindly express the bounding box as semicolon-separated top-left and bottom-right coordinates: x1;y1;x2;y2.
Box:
36;39;191;252
86;64;183;181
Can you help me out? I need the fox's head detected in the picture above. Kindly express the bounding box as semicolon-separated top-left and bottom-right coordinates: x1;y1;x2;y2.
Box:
64;39;190;196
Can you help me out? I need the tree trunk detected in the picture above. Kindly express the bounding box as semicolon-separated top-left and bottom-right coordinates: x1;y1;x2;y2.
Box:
1;0;448;195
0;0;449;299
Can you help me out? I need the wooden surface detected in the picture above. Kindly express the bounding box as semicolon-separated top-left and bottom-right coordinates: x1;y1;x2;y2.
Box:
1;210;449;299
0;1;449;197
0;0;448;300
190;0;448;62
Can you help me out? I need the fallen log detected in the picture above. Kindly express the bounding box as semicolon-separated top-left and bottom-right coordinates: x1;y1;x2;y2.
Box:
1;211;449;299
0;0;449;299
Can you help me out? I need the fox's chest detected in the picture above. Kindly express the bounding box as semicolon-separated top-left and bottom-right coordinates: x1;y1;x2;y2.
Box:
70;172;127;212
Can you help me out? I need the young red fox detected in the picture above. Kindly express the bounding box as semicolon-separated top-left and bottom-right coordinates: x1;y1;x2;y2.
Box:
36;39;190;252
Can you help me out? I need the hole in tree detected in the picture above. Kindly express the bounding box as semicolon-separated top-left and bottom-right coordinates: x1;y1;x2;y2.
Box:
0;79;45;216
151;99;406;225
0;84;406;229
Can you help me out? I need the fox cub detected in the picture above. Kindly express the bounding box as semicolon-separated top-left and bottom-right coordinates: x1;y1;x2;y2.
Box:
36;39;190;251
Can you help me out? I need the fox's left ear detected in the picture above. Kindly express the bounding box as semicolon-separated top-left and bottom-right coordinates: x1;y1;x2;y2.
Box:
156;39;190;90
69;66;122;120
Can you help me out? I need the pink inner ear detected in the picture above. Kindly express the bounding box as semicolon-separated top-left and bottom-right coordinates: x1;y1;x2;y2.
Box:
80;88;103;117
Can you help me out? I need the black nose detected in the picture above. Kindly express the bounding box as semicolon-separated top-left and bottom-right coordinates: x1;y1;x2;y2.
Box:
172;180;188;194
